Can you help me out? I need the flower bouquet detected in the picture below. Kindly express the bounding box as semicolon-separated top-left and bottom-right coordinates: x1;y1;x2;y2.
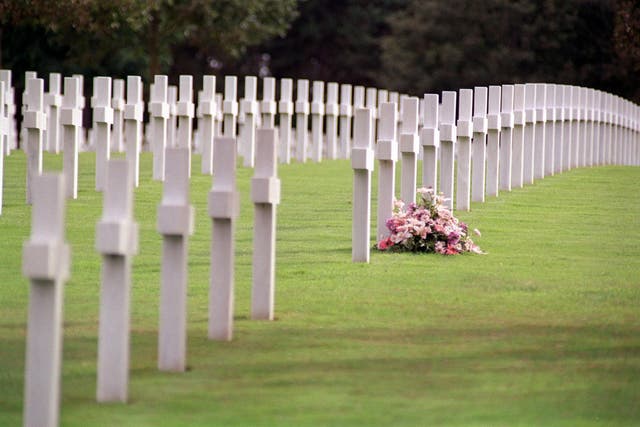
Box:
376;188;483;255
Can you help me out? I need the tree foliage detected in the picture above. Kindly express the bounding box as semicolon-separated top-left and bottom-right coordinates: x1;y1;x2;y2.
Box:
379;0;634;98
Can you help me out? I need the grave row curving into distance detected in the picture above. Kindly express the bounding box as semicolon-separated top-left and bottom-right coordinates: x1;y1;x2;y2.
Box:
0;69;638;427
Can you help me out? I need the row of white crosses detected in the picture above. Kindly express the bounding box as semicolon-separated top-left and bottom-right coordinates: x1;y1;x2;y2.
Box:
20;121;281;427
7;71;640;171
352;83;640;263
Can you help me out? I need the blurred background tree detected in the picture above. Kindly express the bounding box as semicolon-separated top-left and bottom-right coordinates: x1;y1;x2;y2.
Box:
0;0;638;102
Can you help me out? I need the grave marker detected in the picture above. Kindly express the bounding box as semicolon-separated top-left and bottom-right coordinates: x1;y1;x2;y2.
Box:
325;82;339;159
93;77;113;191
339;84;353;159
61;77;82;199
295;79;310;162
176;75;194;177
45;73;62;153
366;88;377;147
112;79;125;153
22;173;70;427
499;84;515;191
586;88;595;167
158;147;194;371
420;94;439;191
486;85;501;196
543;84;555;177
376;102;398;238
150;75;170;180
533;83;546;180
311;81;325;162
261;77;277;129
523;83;536;184
24;78;45;205
208;137;239;341
0;70;13;155
399;97;419;205
251;128;281;320
594;90;603;166
570;86;581;169
352;108;374;263
0;81;4;214
124;76;143;187
168;85;178;147
456;89;473;211
511;84;525;188
439;92;457;210
472;87;488;202
215;93;223;137
278;78;294;163
240;76;258;167
223;76;238;138
562;85;573;171
96;159;138;402
199;76;216;175
554;84;565;174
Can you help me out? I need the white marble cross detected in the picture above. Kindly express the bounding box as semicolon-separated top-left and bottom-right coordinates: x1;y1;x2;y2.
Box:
96;159;138;402
124;76;143;187
310;80;325;162
523;83;536;183
0;81;4;215
420;94;439;191
112;79;125;153
399;96;419;205
157;147;194;371
223;76;238;138
261;77;277;129
150;75;170;180
22;173;70;427
24;77;45;205
533;83;546;180
199;75;216;175
571;86;582;170
593;90;603;166
251;128;281;320
554;85;566;173
471;87;488;203
176;75;194;177
439;91;457;210
351;108;374;263
339;84;353;159
376;102;398;239
61;77;82;199
168;85;178;147
499;84;515;191
278;78;294;163
511;84;526;188
295;79;310;162
208;136;240;341
240;76;258;167
93;77;113;191
325;82;339;159
45;73;62;153
366;88;377;147
486;85;502;197
544;84;556;176
0;70;13;156
562;85;574;171
456;89;473;211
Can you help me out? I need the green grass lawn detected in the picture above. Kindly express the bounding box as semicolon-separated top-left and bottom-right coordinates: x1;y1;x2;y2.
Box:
1;151;639;426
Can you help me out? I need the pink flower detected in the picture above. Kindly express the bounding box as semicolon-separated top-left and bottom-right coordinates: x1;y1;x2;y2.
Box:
377;237;393;250
473;228;481;237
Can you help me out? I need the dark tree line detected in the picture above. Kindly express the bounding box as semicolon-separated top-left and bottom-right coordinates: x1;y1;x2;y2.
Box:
1;0;638;102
